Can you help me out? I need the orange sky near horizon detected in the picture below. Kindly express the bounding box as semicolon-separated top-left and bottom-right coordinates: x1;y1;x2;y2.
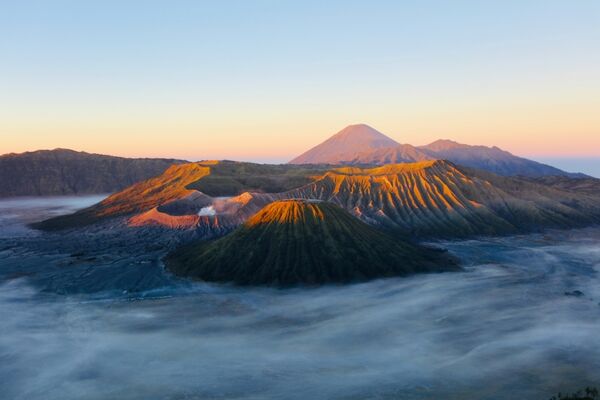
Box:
2;94;599;162
2;2;599;162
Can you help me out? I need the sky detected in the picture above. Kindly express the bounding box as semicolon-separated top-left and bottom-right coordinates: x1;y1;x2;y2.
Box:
1;1;599;168
534;157;600;178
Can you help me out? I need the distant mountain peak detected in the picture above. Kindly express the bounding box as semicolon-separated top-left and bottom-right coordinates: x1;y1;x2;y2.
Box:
289;124;398;164
323;124;398;145
289;125;579;177
332;123;389;138
421;139;467;152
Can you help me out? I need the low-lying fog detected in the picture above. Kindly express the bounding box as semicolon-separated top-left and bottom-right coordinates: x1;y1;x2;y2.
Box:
0;195;106;237
1;197;600;400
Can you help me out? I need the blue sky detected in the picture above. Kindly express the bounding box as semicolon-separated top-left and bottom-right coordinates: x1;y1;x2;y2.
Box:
1;1;599;175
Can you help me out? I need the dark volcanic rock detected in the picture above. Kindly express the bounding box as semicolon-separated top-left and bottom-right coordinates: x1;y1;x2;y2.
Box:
565;290;585;297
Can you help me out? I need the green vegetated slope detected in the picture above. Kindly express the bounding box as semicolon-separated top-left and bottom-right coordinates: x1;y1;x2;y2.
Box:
185;160;326;196
165;200;458;285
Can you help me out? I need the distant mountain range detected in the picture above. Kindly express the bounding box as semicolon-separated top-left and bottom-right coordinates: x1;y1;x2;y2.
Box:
289;124;582;177
36;160;600;238
0;149;184;197
0;125;589;198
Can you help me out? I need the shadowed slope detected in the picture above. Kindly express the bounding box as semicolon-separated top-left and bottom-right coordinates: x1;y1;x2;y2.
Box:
185;160;325;196
0;148;184;197
32;163;211;230
165;200;457;286
519;175;600;197
33;161;325;230
285;160;600;237
128;191;278;237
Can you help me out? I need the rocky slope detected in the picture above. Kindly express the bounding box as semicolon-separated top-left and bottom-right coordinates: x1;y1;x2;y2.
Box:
32;163;211;230
0;148;184;197
285;160;600;237
289;124;580;177
33;160;317;231
128;191;278;238
165;200;458;285
35;160;600;239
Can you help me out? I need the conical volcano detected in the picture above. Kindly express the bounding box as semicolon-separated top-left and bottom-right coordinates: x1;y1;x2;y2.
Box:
165;200;457;285
289;124;400;164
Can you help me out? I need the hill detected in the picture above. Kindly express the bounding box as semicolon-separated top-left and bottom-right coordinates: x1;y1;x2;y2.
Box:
0;148;184;197
165;200;458;285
